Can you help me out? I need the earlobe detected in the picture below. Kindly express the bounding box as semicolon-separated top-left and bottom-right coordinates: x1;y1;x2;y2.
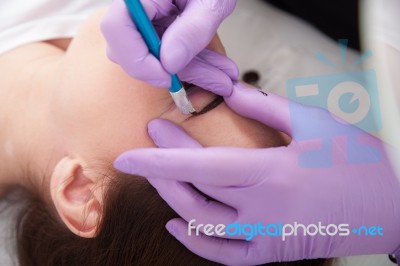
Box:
50;157;102;238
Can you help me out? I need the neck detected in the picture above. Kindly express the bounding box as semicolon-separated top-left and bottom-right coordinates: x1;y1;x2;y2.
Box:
0;43;64;193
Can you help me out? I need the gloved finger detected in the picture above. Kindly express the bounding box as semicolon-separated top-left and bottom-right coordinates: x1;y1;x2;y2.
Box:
165;218;257;266
147;178;242;239
161;0;237;74
147;119;202;148
179;49;238;96
199;49;239;80
144;119;241;238
114;147;278;186
194;183;250;208
147;119;278;207
140;0;177;21
224;83;294;136
100;0;171;88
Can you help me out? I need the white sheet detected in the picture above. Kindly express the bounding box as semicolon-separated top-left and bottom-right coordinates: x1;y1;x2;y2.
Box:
0;1;395;265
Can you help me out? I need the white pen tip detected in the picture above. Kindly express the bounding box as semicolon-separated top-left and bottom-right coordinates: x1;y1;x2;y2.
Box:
170;88;196;115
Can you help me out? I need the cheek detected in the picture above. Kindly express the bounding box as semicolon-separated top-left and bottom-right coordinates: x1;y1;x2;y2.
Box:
49;59;165;156
70;105;158;160
50;84;158;160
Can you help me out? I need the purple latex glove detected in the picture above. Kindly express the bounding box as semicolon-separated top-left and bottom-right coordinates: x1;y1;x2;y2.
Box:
100;0;238;96
114;83;400;265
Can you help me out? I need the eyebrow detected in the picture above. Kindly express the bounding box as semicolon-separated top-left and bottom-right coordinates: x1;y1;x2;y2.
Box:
191;96;224;116
183;83;225;117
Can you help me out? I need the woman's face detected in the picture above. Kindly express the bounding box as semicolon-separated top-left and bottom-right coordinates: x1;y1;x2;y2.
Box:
25;9;287;239
48;10;284;165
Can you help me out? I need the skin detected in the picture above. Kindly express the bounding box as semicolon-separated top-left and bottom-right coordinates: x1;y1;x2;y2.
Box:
0;9;286;237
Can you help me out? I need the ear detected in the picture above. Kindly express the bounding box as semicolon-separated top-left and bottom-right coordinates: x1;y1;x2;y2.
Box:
50;157;103;238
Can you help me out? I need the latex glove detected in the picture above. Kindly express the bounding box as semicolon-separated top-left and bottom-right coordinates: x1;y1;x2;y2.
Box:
114;83;400;265
101;0;238;95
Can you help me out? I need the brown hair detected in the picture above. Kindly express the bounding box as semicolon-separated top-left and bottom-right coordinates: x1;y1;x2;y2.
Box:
15;172;333;266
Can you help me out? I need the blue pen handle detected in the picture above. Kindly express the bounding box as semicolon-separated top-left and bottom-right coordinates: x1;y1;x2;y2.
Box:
124;0;182;93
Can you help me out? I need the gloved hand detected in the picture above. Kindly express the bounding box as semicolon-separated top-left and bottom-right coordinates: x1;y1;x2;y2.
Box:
114;83;400;265
101;0;238;96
